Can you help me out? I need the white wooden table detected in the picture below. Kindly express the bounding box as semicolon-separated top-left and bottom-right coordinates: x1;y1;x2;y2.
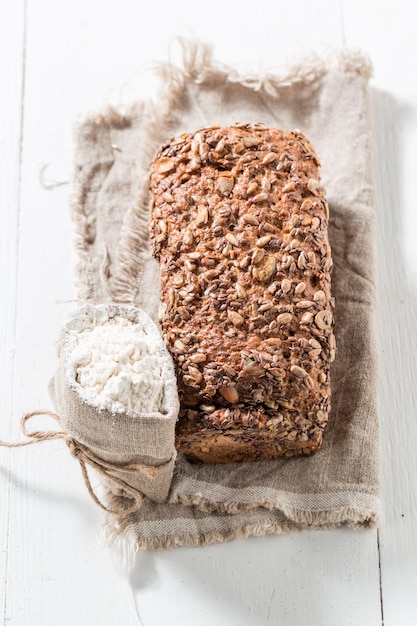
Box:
1;1;416;624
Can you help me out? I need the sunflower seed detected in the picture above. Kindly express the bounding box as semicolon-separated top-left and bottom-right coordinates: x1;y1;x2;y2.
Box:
252;191;269;203
200;404;216;413
204;269;219;280
282;180;296;193
261;178;271;192
199;142;209;160
168;288;175;305
307;178;326;196
155;157;175;174
215;138;226;154
227;310;245;326
180;141;192;152
252;248;266;264
256;235;272;247
247;181;258;195
173;275;184;287
262;152;277;165
196;205;209;225
183;375;198;387
277;312;292;325
313;290;326;302
241;215;259;228
324;255;333;270
296;300;314;309
301;199;314;211
191;133;203;152
158;302;166;320
162;191;174;203
234;142;245;153
290;365;308;378
188;158;200;171
308;251;316;265
266;414;284;426
184;259;197;271
300;311;313;324
236;283;247;298
242;136;261;147
258;302;273;313
189;353;206;363
177;306;190;320
183;230;194;246
187;367;203;384
269;368;283;378
297;251;307;269
316;410;326;423
265;400;280;410
219;385;240;403
240;255;251;268
217;175;235;196
322;348;336;362
281;254;293;269
224;364;237;377
294;282;306;295
225;233;240;247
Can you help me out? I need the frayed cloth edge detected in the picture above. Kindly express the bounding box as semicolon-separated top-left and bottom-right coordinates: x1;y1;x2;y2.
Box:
98;504;378;570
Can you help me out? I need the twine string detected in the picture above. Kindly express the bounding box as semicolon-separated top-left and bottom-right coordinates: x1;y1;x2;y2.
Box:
0;410;144;516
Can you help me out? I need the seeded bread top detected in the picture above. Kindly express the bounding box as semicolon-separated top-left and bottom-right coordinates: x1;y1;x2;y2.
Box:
149;124;335;435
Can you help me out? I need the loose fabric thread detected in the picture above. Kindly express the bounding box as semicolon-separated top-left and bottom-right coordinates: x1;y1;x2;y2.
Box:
0;410;145;515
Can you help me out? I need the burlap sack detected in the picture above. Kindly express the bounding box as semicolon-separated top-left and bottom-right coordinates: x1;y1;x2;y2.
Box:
50;303;179;505
68;41;379;559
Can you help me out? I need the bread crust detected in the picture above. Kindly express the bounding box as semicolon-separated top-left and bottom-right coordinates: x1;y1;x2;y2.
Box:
149;124;335;463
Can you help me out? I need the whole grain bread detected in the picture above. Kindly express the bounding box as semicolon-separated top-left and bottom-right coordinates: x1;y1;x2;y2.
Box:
149;124;335;463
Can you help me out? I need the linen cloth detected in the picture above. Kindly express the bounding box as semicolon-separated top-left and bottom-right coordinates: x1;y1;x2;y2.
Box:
69;41;379;555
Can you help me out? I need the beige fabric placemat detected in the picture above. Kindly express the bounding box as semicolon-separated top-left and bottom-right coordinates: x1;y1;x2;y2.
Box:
70;41;379;561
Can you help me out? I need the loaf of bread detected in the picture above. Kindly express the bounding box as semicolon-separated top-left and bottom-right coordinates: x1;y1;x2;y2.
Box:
149;124;335;463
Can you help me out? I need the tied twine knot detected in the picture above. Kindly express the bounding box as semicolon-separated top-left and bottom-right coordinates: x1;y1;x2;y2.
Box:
0;410;147;516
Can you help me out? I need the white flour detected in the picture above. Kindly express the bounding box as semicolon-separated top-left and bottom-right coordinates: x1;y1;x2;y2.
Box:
69;316;165;413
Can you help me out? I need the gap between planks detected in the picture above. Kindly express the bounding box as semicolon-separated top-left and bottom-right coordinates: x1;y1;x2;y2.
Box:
377;529;385;626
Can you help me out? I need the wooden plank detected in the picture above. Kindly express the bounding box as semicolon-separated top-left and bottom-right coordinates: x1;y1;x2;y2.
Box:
0;0;138;623
0;0;26;622
131;530;382;626
371;84;417;626
342;1;417;622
